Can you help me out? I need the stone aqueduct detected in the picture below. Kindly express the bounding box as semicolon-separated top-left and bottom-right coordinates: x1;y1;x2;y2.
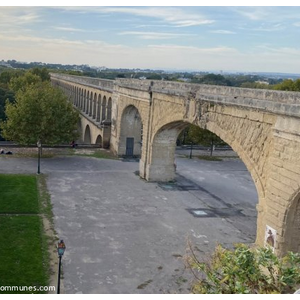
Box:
51;73;300;256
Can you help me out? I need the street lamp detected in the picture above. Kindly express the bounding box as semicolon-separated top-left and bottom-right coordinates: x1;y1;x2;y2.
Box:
57;240;66;294
37;140;42;174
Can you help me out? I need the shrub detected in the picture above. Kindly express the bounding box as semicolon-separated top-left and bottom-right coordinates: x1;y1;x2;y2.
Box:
186;242;300;294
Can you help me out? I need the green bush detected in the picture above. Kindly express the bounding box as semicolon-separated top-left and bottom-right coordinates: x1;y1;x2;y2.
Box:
186;243;300;294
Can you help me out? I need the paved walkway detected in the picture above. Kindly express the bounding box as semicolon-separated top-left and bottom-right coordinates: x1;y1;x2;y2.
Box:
0;155;257;293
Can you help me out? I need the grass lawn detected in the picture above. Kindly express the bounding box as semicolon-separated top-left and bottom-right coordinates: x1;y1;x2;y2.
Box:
0;174;50;294
0;174;39;213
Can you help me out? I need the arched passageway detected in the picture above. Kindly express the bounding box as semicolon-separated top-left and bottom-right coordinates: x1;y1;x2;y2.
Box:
146;120;260;243
119;105;143;157
84;125;91;144
95;135;103;148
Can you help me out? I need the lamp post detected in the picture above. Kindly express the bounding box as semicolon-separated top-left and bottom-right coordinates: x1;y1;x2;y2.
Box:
37;140;42;174
57;240;66;294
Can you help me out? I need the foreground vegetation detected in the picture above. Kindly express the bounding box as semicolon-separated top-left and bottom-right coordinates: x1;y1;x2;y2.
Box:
0;174;51;293
186;243;300;294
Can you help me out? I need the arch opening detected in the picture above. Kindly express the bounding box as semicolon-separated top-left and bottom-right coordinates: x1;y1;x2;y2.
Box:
96;95;101;122
146;120;259;245
101;97;107;122
93;94;97;119
95;134;103;148
119;105;143;157
84;125;91;144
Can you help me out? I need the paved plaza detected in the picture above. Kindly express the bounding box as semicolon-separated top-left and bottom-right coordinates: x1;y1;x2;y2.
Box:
0;153;258;293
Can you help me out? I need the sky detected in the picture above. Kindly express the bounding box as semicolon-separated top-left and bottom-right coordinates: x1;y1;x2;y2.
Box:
1;2;300;73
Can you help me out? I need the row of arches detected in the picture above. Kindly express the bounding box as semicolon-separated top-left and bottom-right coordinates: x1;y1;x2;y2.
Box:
52;79;112;125
83;124;103;146
51;76;300;255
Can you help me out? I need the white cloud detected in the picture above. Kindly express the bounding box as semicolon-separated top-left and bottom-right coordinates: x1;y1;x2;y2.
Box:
0;7;41;27
210;30;236;34
233;7;270;21
59;6;215;27
119;31;196;40
52;26;86;32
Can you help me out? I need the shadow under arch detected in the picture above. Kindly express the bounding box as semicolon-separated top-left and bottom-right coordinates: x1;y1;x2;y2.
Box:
119;105;143;157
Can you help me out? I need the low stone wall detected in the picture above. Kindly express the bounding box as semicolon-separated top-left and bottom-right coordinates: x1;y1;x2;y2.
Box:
50;73;114;92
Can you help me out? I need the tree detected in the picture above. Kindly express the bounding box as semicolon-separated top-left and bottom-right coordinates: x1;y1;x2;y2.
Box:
273;79;300;92
30;67;50;82
240;82;269;89
192;74;232;86
0;80;79;145
178;125;227;156
9;72;43;93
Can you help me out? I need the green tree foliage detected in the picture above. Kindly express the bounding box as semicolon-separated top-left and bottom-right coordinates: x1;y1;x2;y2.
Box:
273;79;300;91
30;67;50;82
178;125;227;155
0;69;24;86
0;87;14;120
240;82;270;89
0;79;79;145
191;74;232;86
9;72;43;93
186;243;300;294
0;68;53;140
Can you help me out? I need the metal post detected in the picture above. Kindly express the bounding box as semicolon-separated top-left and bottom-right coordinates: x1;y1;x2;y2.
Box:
37;146;41;174
189;142;193;159
57;255;62;294
57;239;66;294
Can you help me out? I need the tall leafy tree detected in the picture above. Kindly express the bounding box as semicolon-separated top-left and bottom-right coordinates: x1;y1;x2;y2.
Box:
178;125;227;156
0;79;79;145
273;79;300;91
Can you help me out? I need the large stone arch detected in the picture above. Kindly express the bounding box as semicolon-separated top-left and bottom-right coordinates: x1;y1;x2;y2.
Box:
205;119;266;203
146;117;265;200
119;105;143;157
146;118;263;248
83;125;91;144
282;190;300;254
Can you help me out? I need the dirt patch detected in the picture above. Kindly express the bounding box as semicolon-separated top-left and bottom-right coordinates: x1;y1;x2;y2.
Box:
37;175;60;294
